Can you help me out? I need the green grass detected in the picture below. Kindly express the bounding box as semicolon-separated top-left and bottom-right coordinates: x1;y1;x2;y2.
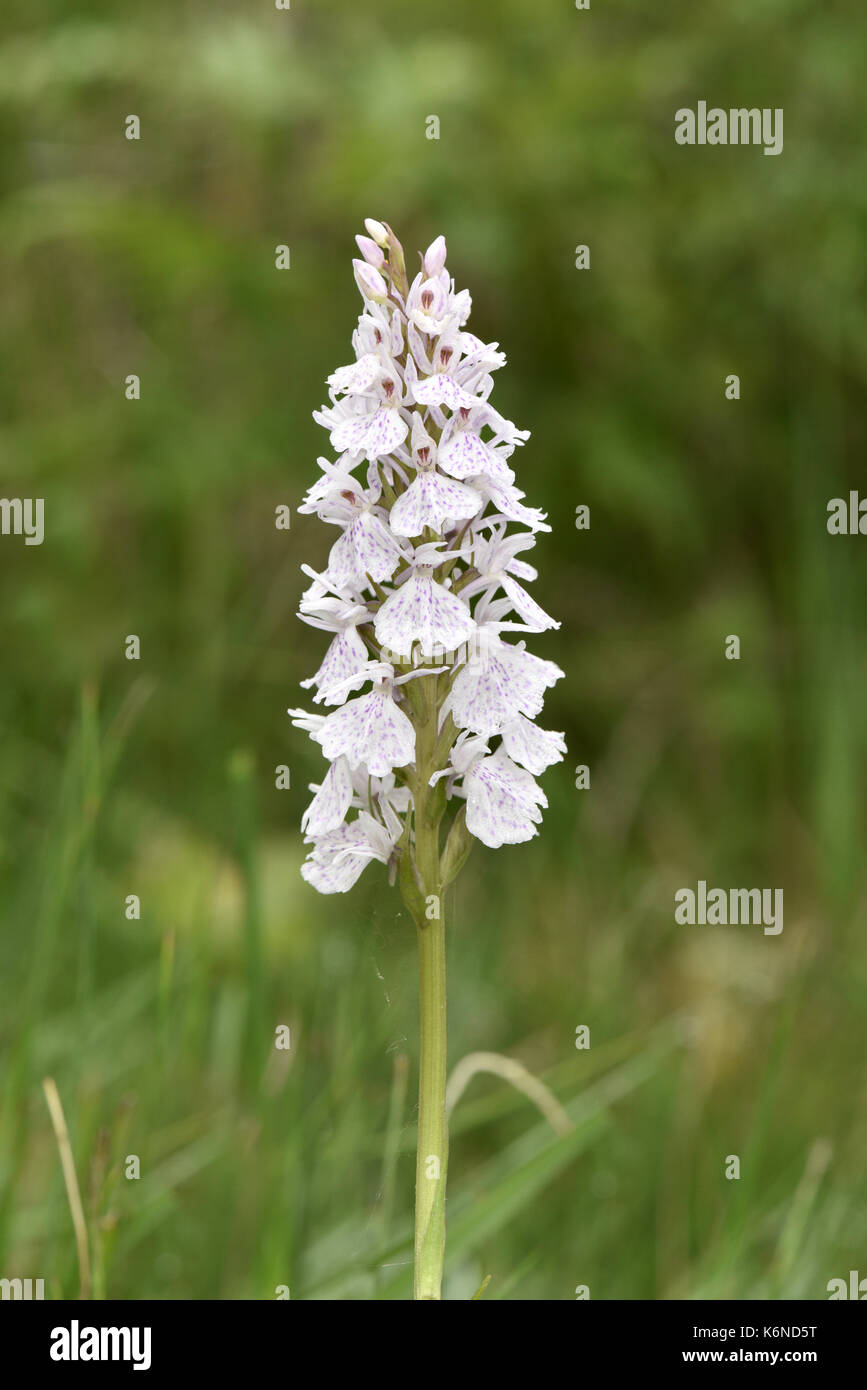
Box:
2;0;867;1299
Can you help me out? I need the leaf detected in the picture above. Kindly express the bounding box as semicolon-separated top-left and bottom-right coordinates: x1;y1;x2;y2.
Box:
371;1041;673;1298
440;804;474;886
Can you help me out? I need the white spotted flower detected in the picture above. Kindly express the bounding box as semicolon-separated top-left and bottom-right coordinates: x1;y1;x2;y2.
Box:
293;222;564;897
291;221;567;1303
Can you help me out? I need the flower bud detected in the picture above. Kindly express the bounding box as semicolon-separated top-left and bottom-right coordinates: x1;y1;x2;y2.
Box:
355;234;385;268
364;218;389;247
352;259;389;303
423;235;447;277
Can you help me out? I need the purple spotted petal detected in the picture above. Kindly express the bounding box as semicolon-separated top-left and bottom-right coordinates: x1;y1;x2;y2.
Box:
411;374;481;410
301;757;353;835
301;628;369;705
500;716;567;776
315;689;416;776
450;640;563;736
438;430;515;484
389;472;482;537
501;576;559;631
464;750;547;848
332;407;408;459
327;512;401;589
374;572;476;659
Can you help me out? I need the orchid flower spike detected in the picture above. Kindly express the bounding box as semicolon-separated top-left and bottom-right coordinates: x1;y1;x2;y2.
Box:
291;221;566;1304
293;223;565;892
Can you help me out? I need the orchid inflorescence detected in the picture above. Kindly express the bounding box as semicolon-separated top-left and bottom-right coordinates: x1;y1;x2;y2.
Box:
290;220;565;906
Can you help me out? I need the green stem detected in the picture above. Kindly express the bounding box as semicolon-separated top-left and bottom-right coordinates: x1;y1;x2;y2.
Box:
406;675;449;1300
413;888;447;1299
378;230;452;1297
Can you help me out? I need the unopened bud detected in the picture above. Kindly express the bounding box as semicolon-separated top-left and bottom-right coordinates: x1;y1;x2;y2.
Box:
423;235;447;277
352;258;389;303
355;234;385;268
364;218;389;247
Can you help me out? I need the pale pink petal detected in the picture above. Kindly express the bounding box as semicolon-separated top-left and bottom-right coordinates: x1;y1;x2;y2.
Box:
301;757;354;835
464;751;546;848
423;235;447;277
301;628;369;705
389;472;482;537
327;353;382;396
374;572;475;659
411;375;480;411
478;478;550;531
327;512;401;588
332;408;409;459
437;430;515;484
316;689;415;776
450;640;563;736
509;558;537;582
501;716;567;776
501;576;560;631
301;823;374;893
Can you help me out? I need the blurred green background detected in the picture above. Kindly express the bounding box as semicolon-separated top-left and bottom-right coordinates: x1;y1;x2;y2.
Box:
2;0;866;1300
